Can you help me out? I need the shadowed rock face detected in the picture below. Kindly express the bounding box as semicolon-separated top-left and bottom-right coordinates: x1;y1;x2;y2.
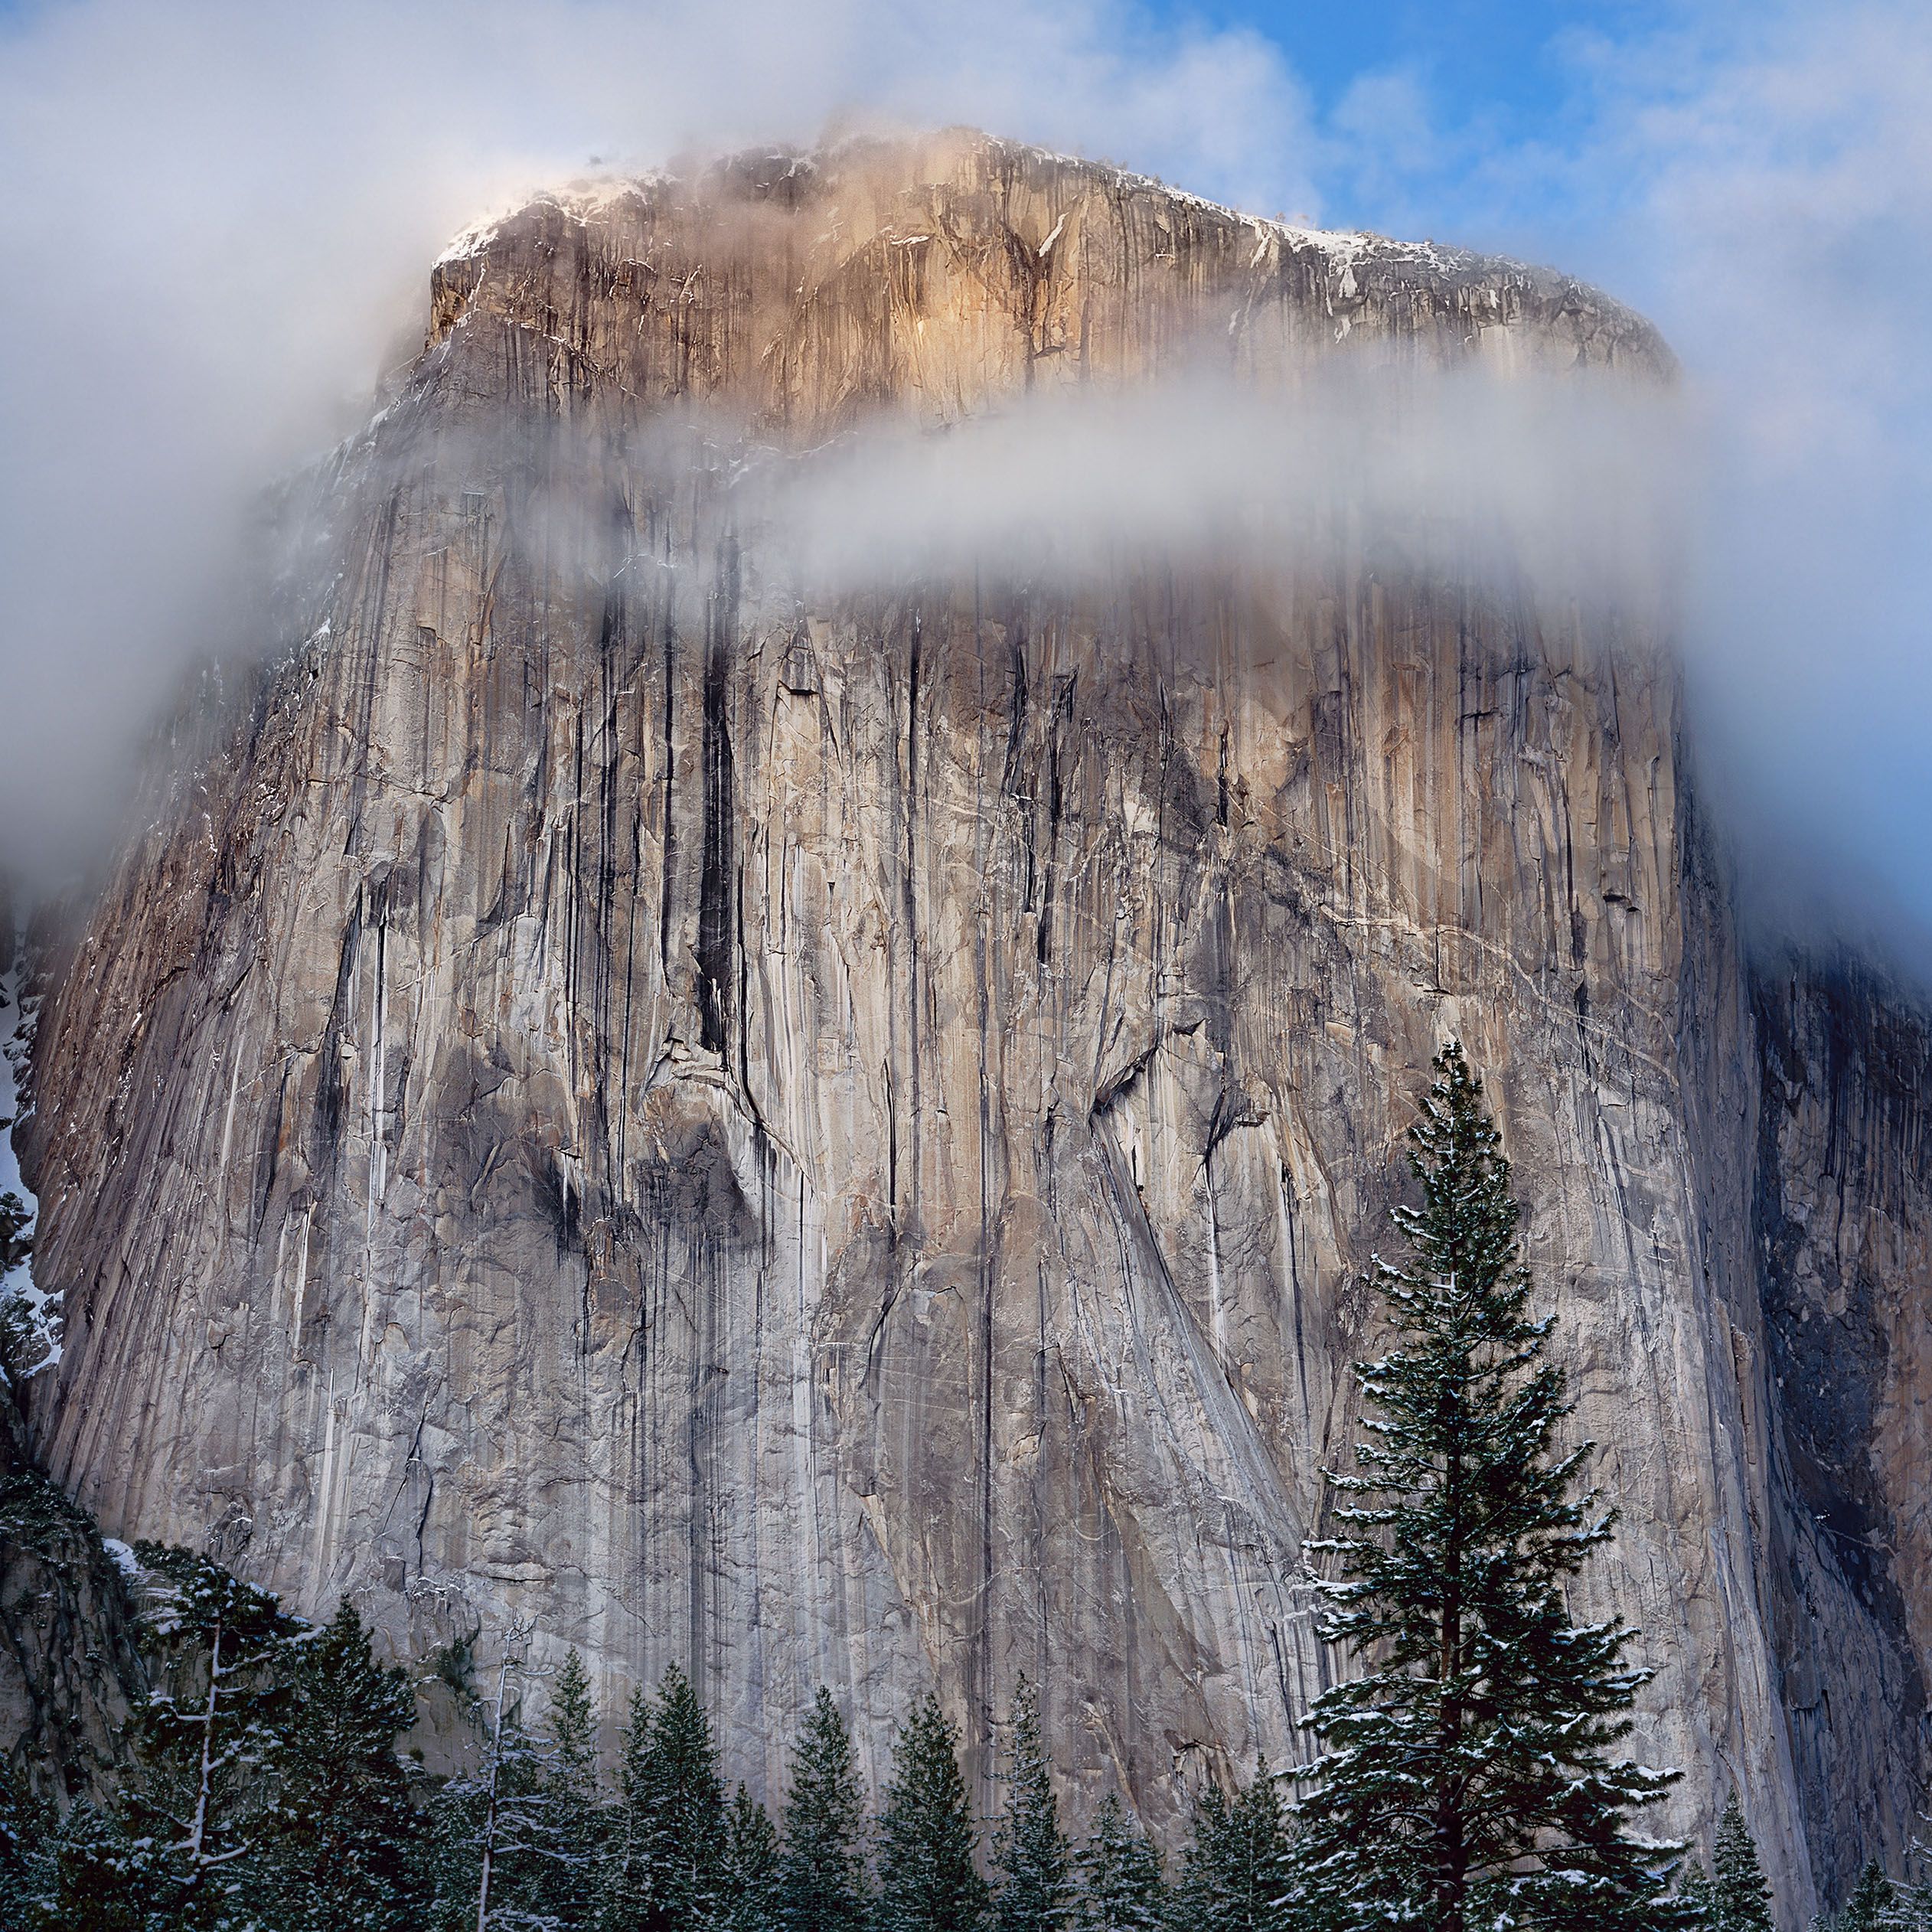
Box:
13;132;1930;1911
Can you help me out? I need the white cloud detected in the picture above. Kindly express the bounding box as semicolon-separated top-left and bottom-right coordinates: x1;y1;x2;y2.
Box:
1594;2;1932;948
0;0;1317;880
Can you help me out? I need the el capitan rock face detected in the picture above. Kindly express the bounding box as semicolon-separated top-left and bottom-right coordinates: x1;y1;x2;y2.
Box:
13;132;1931;1914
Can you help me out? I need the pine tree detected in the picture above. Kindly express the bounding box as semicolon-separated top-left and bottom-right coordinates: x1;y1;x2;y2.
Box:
1680;1863;1717;1930
1297;1043;1680;1932
775;1686;870;1932
723;1783;781;1931
124;1541;299;1928
599;1684;654;1930
875;1692;990;1932
1840;1861;1905;1932
538;1650;608;1927
423;1646;588;1932
1705;1794;1775;1932
253;1598;423;1932
0;1765;50;1926
600;1663;728;1932
1171;1769;1294;1931
652;1664;729;1930
31;1801;162;1931
1072;1792;1164;1932
992;1675;1073;1932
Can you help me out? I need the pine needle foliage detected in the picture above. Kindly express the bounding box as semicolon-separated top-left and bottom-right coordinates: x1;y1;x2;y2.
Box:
992;1675;1074;1932
1298;1042;1681;1932
539;1650;607;1928
723;1783;781;1931
1072;1793;1165;1932
876;1693;990;1932
1681;1863;1717;1930
1704;1794;1776;1932
32;1801;163;1931
601;1685;658;1932
1838;1861;1910;1932
0;1765;50;1926
254;1599;423;1932
1171;1769;1295;1932
633;1663;729;1932
776;1686;871;1932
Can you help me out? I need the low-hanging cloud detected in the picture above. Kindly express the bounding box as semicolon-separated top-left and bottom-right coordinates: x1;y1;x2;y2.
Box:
1316;0;1932;959
749;364;1684;612
0;0;1314;884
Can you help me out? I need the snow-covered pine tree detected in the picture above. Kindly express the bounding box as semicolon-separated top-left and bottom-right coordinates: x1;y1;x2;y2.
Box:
722;1783;781;1931
991;1675;1073;1932
1297;1043;1681;1932
875;1692;990;1932
1072;1792;1165;1932
485;1667;568;1930
599;1685;658;1931
0;1764;49;1924
1838;1860;1908;1932
1679;1861;1718;1930
421;1640;589;1932
1171;1768;1295;1931
1705;1794;1775;1932
775;1686;871;1932
537;1650;609;1927
31;1801;162;1931
124;1541;299;1929
253;1597;423;1932
634;1663;729;1932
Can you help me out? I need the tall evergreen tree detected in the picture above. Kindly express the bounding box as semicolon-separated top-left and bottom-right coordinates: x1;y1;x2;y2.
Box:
421;1646;585;1932
1704;1794;1776;1932
1073;1793;1164;1932
1171;1769;1294;1932
775;1686;870;1932
253;1598;423;1932
875;1693;990;1932
124;1541;299;1929
537;1650;608;1927
1839;1861;1908;1932
1297;1043;1680;1932
602;1663;728;1932
602;1684;658;1931
992;1675;1073;1932
722;1784;781;1932
649;1664;729;1931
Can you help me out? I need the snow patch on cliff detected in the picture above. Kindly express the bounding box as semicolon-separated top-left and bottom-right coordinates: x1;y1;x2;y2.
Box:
0;937;57;1382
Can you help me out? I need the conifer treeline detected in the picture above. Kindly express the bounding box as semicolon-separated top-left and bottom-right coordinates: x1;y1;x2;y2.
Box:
0;1605;1200;1932
1;1594;1908;1932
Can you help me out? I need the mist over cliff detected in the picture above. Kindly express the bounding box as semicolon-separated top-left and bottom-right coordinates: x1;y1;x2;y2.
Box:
2;0;1930;958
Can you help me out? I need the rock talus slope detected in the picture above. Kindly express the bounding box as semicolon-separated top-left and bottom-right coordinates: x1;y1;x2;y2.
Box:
15;132;1932;1911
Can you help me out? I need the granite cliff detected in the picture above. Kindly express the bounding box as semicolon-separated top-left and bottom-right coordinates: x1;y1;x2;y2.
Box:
11;132;1931;1915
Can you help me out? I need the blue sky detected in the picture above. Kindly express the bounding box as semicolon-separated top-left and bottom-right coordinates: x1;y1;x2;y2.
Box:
1206;0;1664;132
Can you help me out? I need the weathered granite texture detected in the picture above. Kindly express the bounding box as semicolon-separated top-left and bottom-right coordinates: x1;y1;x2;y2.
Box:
14;132;1931;1914
0;1373;145;1803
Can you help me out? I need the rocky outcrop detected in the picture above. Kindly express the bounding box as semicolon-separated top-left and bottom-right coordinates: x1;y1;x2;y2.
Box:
11;132;1930;1914
0;1376;144;1804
